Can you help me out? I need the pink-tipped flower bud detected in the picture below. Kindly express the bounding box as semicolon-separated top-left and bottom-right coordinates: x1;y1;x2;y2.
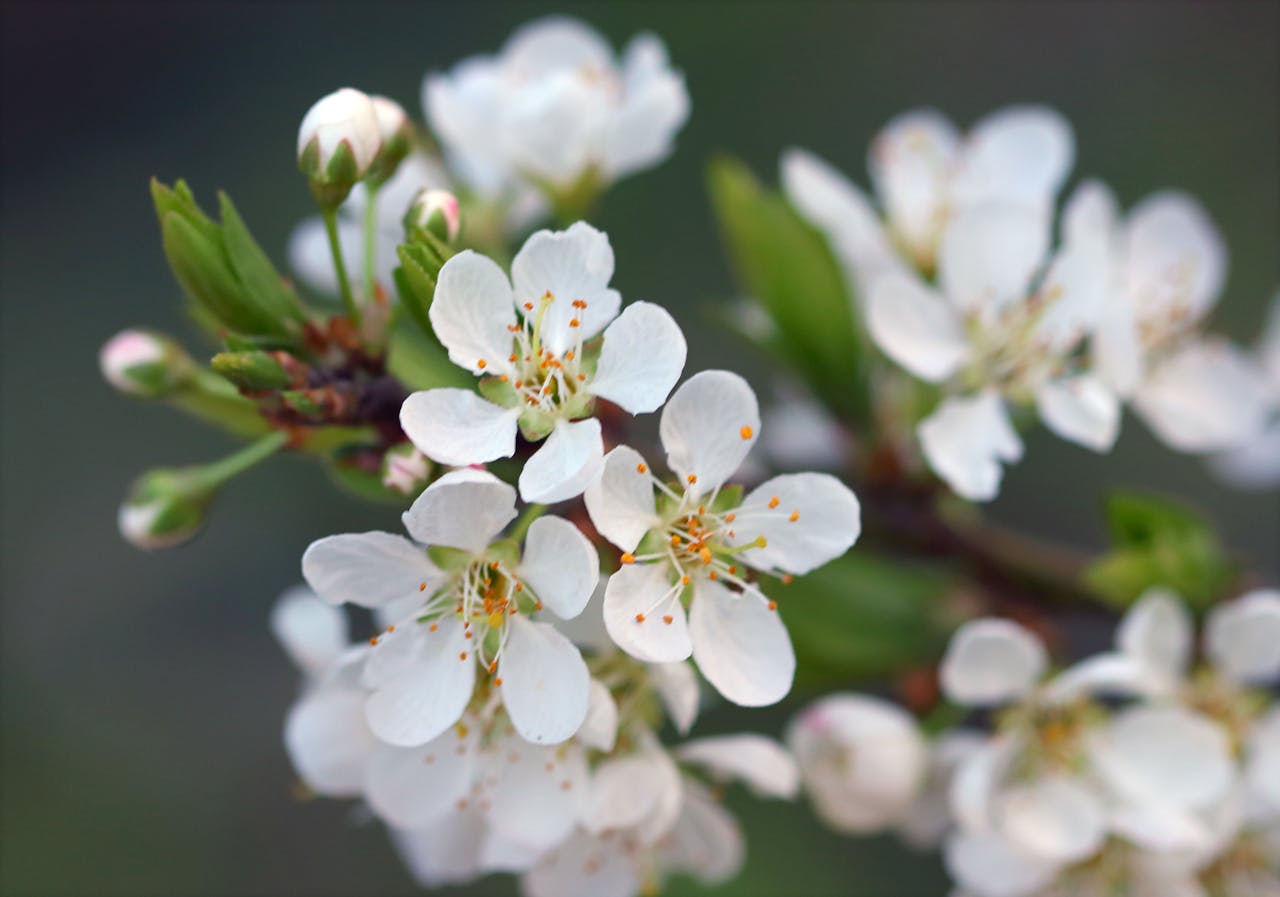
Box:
100;329;193;398
297;88;382;207
382;445;433;496
407;188;461;243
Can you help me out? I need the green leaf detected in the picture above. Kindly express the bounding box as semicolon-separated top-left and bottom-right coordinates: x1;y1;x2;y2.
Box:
386;316;473;391
764;551;954;689
217;192;306;328
326;462;409;506
1085;491;1234;609
707;155;869;423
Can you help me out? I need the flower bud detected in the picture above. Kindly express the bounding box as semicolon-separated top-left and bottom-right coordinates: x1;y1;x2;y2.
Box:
381;445;432;495
118;469;215;550
100;329;194;398
406;188;461;243
210;350;299;391
297;88;382;208
366;95;414;185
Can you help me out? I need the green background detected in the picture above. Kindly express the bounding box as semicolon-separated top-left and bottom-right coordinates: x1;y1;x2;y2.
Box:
1;2;1276;895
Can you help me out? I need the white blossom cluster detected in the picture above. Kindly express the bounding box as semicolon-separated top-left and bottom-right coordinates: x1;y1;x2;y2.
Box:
789;589;1280;897
785;108;1279;500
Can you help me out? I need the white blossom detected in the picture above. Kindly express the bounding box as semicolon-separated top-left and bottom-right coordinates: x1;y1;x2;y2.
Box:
1210;291;1280;488
787;692;928;834
400;222;687;503
584;370;861;706
425;16;689;200
302;469;598;747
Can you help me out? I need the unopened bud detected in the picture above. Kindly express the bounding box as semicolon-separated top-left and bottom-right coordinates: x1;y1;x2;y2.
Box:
297;88;382;208
382;445;433;495
211;350;298;391
367;95;414;185
100;329;194;398
118;469;215;550
407;188;461;243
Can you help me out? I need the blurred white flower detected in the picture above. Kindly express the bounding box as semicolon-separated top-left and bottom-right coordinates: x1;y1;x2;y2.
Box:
1079;184;1276;453
787;693;928;834
400;222;687;503
584;370;861;706
425;16;689;200
782;105;1074;298
301;469;597;747
1210;291;1280;488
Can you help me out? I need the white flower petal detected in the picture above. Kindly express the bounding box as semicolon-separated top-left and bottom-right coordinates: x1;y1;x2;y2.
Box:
731;472;862;576
401;468;517;553
938;204;1050;321
301;531;440;609
284;687;377;797
1109;799;1214;853
867;109;958;264
1123;191;1226;325
364;735;475;829
1209;419;1280;490
270;584;348;676
940;619;1047;707
488;738;588;851
585;750;666;833
650;661;700;735
1062;179;1119;248
1044;652;1161;703
400;388;520;466
517;515;599;620
1205;589;1280;685
660;778;745;885
522;830;637;897
391;808;488;888
868;273;970;382
1036;374;1120;452
918;392;1024;502
583;445;660;552
677;734;799;799
659;370;760;496
601;34;689;179
1133;338;1276;453
1117;587;1193;681
998;776;1106;864
602;562;691;663
511;223;621;355
944;831;1061;897
501;16;613;76
1247;707;1280;813
689;579;794;707
590;301;687;414
517;417;605;504
499;616;590;745
787;693;928;833
952;105;1074;212
364;620;476;747
577;679;618;752
781;147;904;296
1088;705;1234;811
428;250;518;375
949;736;1019;832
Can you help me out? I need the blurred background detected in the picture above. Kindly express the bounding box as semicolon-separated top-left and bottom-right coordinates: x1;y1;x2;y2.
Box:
2;2;1276;895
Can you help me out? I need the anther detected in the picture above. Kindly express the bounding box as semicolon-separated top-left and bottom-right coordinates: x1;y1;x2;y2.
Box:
768;601;778;611
494;677;503;686
681;575;690;585
725;513;736;522
418;582;427;592
429;623;438;631
789;510;800;522
369;636;378;646
459;651;468;660
663;615;673;624
635;613;646;623
768;496;780;509
621;552;636;565
740;426;753;440
477;359;487;369
782;574;793;585
569;318;580;328
637;463;648;474
687;474;698;485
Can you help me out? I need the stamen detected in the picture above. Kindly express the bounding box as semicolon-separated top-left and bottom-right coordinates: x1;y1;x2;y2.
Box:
477;359;487;369
635;613;646;623
687;474;698;485
789;510;800;522
621;552;636;565
740;426;753;440
768;496;780;509
637;463;648;474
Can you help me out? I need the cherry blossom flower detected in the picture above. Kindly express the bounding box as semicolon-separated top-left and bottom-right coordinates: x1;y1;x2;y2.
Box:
400;222;687;503
787;692;928;834
1080;183;1277;453
782;105;1074;298
584;370;861;706
1210;291;1280;488
424;16;689;201
301;468;598;747
867;198;1118;500
297;87;383;181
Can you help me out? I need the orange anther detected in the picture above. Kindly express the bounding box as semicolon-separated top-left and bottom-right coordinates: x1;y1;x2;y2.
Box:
459;651;468;660
508;353;517;362
671;535;682;547
635;613;646;623
782;574;794;585
681;576;690;585
621;552;636;565
419;582;427;592
768;496;780;509
488;661;498;673
768;601;778;611
386;624;396;632
369;637;378;646
699;547;712;564
637;463;648;474
709;571;718;580
494;677;504;686
687;474;698;485
663;615;673;624
429;623;438;631
725;513;736;523
477;359;487;369
740;426;753;440
789;510;800;522
569;318;580;328
524;302;534;311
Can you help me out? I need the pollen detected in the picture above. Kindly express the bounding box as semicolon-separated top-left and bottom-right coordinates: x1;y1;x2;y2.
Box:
621;552;636;565
488;611;504;628
671;535;682;547
768;496;780;509
637;463;648;474
740;426;753;440
635;613;646;623
789;510;800;522
699;546;712;564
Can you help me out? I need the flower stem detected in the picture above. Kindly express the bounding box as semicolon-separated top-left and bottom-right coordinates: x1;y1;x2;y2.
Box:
194;431;290;489
322;208;360;325
510;503;547;542
362;183;380;301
